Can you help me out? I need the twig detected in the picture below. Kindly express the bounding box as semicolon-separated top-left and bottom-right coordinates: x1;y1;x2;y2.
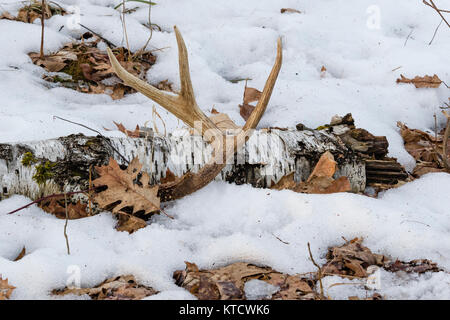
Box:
132;0;153;59
425;0;450;29
63;193;71;255
429;19;443;45
423;0;450;13
5;187;101;215
271;233;289;245
404;28;414;47
307;242;324;299
120;0;132;62
52;116;129;164
40;0;45;58
78;23;116;48
442;112;450;171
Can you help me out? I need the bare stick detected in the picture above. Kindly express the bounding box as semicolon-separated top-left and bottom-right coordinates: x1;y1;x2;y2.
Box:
5;187;101;215
307;242;324;299
64;193;71;255
40;0;45;58
53;116;129;164
425;0;450;29
423;0;450;13
442;112;450;171
429;19;443;45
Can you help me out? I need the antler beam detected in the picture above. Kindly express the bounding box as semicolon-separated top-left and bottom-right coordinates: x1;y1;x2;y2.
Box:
107;26;282;200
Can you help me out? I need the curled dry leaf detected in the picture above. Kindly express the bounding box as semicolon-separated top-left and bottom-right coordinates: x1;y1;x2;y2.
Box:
52;275;158;300
93;157;160;215
39;198;89;220
13;247;26;262
239;86;262;121
115;213;147;234
173;262;314;300
322;238;387;278
396;74;442;88
0;277;16;300
271;151;351;194
397;121;448;176
384;259;441;274
113;121;141;138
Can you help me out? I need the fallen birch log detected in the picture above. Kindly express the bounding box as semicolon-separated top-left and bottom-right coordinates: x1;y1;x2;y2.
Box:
0;127;367;202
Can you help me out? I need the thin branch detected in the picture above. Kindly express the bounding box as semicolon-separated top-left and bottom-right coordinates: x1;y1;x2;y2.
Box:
425;0;450;29
429;19;443;45
52;116;129;164
423;0;450;13
64;193;71;255
78;23;116;48
5;187;101;215
307;242;324;299
40;0;45;58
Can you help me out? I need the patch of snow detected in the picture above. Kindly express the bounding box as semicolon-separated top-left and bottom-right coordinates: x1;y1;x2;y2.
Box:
244;279;280;300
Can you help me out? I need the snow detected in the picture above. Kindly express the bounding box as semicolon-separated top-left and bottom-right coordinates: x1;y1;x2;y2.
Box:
0;0;449;299
244;279;279;300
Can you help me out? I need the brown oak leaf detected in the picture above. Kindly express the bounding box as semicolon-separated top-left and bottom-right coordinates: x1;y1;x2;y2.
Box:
396;74;442;88
0;277;15;300
93;157;160;215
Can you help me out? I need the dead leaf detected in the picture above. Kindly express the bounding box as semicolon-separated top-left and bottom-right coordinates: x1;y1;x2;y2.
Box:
238;86;263;121
113;121;141;138
384;259;441;274
156;79;174;92
322;238;387;277
396;74;442;88
0;277;15;300
271;152;351;194
13;247;26;262
173;262;315;300
280;8;302;14
52;275;157;300
397;122;448;176
160;169;177;184
239;103;256;121
115;213;147;233
93;157;160;215
39;198;89;219
243;87;262;105
0;11;15;20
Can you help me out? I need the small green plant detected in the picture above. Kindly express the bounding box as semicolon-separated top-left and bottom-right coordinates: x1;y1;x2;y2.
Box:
33;161;56;185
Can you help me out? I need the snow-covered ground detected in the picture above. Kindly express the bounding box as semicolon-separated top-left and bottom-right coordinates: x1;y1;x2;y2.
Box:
0;0;449;299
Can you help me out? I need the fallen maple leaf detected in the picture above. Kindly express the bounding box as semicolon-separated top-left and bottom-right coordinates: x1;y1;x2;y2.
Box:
0;277;15;300
93;157;160;215
396;74;442;88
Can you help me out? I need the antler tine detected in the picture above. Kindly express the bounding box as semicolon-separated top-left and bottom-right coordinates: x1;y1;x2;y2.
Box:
106;26;218;136
174;26;196;105
243;37;282;131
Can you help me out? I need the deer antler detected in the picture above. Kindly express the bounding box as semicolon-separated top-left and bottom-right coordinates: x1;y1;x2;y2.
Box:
107;26;282;200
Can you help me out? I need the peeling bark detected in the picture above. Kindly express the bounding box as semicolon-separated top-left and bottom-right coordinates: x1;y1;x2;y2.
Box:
0;127;370;203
